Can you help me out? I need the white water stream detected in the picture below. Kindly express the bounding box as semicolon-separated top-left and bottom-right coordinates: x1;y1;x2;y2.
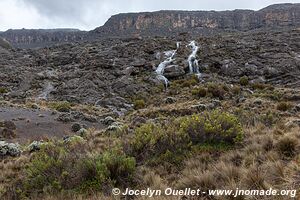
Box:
38;81;54;100
156;42;180;88
187;41;201;79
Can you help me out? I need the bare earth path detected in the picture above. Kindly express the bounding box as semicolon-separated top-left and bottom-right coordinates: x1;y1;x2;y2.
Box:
0;106;103;143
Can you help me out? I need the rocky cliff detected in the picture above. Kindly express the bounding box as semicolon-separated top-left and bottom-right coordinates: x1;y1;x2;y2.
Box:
0;29;86;48
92;3;300;37
1;3;299;48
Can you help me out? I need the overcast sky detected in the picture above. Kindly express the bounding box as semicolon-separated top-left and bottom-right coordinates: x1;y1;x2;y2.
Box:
0;0;298;31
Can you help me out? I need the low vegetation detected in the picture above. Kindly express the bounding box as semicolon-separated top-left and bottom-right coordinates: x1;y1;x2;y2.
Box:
48;101;72;112
0;87;8;94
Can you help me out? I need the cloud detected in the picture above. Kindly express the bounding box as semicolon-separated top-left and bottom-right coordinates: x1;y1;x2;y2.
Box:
0;0;299;31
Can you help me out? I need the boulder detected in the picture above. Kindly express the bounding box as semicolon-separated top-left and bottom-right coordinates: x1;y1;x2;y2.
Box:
164;65;185;78
103;116;115;125
165;97;176;104
71;123;81;132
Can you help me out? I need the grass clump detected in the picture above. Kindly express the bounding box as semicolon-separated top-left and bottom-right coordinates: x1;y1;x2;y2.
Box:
251;83;271;90
276;135;298;158
231;85;241;95
239;76;249;86
172;76;198;89
49;101;72;112
133;99;146;110
207;83;227;99
276;102;292;111
0;87;8;94
191;87;207;98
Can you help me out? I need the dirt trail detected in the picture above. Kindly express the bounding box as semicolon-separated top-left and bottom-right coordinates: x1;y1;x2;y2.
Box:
0;106;103;143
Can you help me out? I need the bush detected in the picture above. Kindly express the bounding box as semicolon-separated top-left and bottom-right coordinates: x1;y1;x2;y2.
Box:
191;87;207;98
239;76;249;86
277;102;292;111
20;142;135;196
172;76;198;88
130;122;189;165
133;99;145;110
231;85;241;95
180;110;243;145
78;150;136;191
49;101;72;112
260;111;278;127
0;87;8;94
207;83;226;99
130;111;243;164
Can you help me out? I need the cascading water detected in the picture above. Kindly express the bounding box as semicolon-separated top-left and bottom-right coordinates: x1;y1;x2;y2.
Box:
156;42;180;88
187;41;201;79
38;81;54;100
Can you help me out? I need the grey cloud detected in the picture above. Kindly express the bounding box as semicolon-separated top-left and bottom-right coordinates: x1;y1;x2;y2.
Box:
1;0;300;31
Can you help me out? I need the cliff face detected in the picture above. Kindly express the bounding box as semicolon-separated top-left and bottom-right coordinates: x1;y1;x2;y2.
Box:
1;3;299;48
93;3;300;37
0;29;86;48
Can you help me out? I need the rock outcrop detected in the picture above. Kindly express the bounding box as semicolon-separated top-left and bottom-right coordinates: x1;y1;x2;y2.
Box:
0;28;86;48
1;4;299;48
92;3;300;37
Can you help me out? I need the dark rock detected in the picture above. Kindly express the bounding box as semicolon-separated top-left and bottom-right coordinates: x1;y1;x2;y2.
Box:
165;97;176;104
71;123;81;132
57;113;75;122
164;65;185;78
191;104;207;111
0;121;17;130
0;128;16;139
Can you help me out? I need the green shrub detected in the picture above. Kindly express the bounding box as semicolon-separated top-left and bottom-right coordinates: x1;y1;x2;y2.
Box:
130;122;190;165
239;76;249;86
21;142;135;196
0;87;8;94
191;87;207;98
49;101;72;112
130;111;243;164
78;150;136;191
277;102;292;111
179;110;243;145
134;99;145;109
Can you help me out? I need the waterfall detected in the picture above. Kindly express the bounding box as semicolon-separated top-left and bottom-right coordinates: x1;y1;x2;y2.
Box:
38;81;54;100
187;41;201;78
156;42;180;88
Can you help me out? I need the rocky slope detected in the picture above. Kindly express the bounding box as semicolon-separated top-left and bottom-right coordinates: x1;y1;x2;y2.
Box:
92;3;300;37
0;29;86;48
0;28;299;110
